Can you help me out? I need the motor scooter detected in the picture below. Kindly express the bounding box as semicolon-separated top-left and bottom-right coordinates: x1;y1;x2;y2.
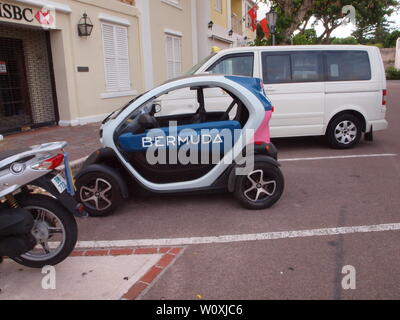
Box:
0;142;87;268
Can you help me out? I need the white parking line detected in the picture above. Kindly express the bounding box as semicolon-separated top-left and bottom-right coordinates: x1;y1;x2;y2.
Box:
75;222;400;248
280;153;397;162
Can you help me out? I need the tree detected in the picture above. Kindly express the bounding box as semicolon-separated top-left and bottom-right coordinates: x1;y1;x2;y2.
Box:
312;0;354;44
258;0;316;44
331;36;358;44
292;29;318;44
352;0;399;44
384;30;400;47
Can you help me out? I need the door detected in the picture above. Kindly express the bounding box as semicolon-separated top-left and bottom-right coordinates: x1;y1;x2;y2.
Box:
261;51;325;138
0;37;32;133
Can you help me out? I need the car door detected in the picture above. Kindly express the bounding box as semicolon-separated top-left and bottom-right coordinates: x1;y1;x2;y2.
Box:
261;51;325;138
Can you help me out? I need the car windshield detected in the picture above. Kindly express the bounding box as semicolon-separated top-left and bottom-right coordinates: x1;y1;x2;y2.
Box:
102;91;149;124
185;53;217;75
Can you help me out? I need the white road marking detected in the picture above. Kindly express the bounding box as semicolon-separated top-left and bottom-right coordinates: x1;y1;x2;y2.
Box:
280;153;397;162
75;222;400;248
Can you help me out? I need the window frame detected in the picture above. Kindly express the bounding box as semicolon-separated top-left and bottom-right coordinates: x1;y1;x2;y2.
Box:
101;22;132;92
206;52;255;77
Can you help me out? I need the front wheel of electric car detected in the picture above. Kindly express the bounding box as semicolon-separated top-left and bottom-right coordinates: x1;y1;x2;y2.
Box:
76;171;123;217
234;162;284;210
326;114;362;149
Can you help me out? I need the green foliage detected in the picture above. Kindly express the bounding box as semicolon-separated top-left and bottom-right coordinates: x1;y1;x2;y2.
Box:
292;29;318;45
384;30;400;48
331;37;359;45
386;66;400;80
352;0;399;44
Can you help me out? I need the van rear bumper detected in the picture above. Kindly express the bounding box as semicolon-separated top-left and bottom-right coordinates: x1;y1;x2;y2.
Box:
367;120;388;132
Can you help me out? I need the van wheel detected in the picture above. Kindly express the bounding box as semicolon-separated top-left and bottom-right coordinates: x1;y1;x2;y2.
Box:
326;114;362;149
75;171;122;217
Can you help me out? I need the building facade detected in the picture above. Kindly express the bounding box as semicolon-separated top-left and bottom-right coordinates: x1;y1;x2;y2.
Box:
196;0;256;61
0;0;144;133
0;0;255;133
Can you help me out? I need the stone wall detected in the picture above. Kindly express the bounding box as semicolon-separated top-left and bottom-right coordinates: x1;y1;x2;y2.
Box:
0;24;56;126
380;48;396;69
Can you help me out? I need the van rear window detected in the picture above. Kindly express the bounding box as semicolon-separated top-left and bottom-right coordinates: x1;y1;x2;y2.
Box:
324;51;371;81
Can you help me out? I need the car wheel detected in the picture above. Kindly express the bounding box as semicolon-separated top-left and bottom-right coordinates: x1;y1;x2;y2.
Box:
75;171;122;217
234;162;284;210
327;114;362;149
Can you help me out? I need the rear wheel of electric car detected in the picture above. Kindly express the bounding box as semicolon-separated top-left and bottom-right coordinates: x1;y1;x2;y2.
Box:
12;194;78;268
234;162;284;210
326;114;362;149
76;171;122;217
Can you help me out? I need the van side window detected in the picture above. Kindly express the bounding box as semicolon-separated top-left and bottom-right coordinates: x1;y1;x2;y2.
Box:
262;51;323;84
291;52;322;82
262;54;291;83
207;53;254;77
324;51;371;81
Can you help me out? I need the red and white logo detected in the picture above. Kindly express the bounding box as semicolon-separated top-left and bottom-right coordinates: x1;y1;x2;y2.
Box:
34;9;55;26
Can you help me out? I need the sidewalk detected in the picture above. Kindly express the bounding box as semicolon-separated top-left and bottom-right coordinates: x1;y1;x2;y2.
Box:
0;247;183;300
0;123;102;162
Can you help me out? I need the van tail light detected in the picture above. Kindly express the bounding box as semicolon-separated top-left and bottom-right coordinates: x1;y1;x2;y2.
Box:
32;154;64;171
382;89;387;105
271;106;275;113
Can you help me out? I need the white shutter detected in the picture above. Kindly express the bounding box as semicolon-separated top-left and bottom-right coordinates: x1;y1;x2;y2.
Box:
173;37;182;78
165;34;182;79
102;23;132;92
166;35;174;79
115;26;131;90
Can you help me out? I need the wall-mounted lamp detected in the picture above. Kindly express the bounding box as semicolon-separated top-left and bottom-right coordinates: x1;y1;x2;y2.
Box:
78;13;93;37
228;29;234;37
208;21;214;30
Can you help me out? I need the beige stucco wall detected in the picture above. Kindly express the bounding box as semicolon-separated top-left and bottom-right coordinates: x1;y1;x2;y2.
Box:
50;0;144;124
210;0;228;29
148;0;194;85
1;0;144;124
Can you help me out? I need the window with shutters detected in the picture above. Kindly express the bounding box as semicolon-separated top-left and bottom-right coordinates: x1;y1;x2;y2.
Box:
165;34;182;80
102;23;131;92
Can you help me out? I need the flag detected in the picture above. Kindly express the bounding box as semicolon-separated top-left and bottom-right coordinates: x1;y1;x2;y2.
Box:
260;18;270;39
248;5;258;32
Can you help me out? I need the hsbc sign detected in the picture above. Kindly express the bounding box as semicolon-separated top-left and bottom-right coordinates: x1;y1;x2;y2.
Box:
0;1;56;28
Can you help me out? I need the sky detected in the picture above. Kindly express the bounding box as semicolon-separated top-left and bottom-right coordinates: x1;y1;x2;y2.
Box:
257;2;400;38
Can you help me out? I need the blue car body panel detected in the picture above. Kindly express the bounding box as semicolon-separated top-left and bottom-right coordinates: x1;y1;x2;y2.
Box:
225;76;272;111
119;120;242;153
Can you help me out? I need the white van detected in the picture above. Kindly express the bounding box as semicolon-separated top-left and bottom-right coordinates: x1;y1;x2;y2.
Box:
162;45;388;149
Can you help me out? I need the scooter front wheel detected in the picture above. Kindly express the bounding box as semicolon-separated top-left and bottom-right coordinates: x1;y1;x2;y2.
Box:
234;162;284;210
12;194;78;268
75;171;122;217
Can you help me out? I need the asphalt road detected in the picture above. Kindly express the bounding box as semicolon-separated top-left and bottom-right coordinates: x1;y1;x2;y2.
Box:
77;81;400;300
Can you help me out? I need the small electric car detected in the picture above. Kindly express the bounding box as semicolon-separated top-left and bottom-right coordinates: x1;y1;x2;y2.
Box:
75;75;284;217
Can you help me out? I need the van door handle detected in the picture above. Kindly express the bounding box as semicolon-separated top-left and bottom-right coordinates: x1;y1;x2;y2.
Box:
265;87;277;92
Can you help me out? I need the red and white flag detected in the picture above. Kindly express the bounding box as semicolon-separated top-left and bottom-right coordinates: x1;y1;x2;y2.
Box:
248;5;258;32
260;18;270;39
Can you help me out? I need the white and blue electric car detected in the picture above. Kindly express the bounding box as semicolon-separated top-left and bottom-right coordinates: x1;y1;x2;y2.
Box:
75;75;284;216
